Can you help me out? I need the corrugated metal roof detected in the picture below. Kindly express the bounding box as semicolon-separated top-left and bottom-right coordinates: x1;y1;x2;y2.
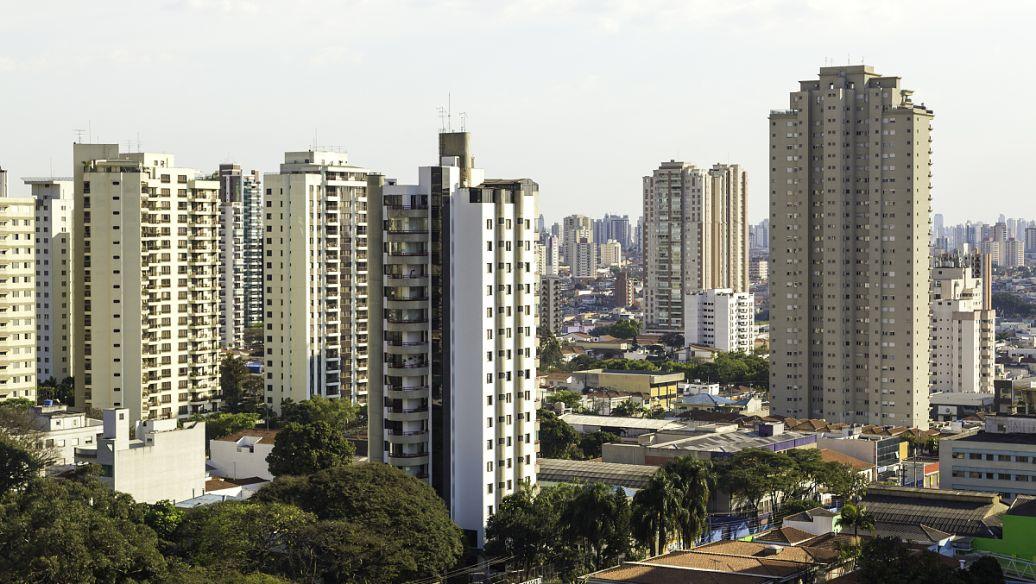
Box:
560;413;685;431
537;458;658;490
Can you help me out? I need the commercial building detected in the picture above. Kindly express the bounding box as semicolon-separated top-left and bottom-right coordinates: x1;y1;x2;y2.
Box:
26;178;74;382
217;164;262;348
0;186;35;401
930;253;995;393
684;288;755;353
76;408;206;504
264;151;369;407
941;416;1036;500
597;239;622;267
768;65;933;428
602;421;817;466
72;145;221;421
642;161;747;332
368;132;537;546
539;276;564;334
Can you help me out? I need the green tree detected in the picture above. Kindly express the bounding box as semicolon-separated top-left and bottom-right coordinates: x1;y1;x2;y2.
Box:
36;377;74;406
579;431;619;459
172;500;315;575
546;389;583;411
561;483;631;570
824;463;870;503
717;449;796;517
265;421;354;476
278;396;360;430
611;399;649;418
164;565;289;584
221;355;251;412
659;332;685;350
142;500;186;551
631;470;683;555
255;463;463;582
538;408;578;459
664;457;712;546
961;555;1005;584
189;411;260;442
0;402;55;495
836;503;877;541
856;536;967;584
539;332;564;371
0;477;168;583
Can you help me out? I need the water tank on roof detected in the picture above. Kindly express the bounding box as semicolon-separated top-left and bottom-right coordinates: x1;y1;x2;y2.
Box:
42;399;54;407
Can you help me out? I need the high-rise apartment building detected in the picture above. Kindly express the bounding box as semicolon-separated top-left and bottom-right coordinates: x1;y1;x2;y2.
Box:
264;151;369;407
594;214;632;250
368;132;537;547
217;164;263;348
642;161;748;332
613;270;634;308
26;178;74;382
1004;238;1025;269
571;237;597;279
598;239;623;267
540;276;564;334
72;145;221;421
768;65;933;428
684;289;755;353
930;253;994;394
1026;227;1036;255
0;179;36;402
562;214;592;265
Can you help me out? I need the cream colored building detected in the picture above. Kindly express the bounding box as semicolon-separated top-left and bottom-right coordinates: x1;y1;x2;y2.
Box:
684;288;755;353
0;187;36;401
562;214;592;265
769;65;933;428
72;144;221;422
26;178;74;382
571;237;597;279
931;254;995;394
642;162;747;332
598;239;622;267
264;151;369;408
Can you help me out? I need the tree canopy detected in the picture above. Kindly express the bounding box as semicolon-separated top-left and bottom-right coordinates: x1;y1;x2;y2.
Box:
265;421;354;477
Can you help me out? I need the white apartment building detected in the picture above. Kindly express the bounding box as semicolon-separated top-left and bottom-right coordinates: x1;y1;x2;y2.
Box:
930;254;995;394
562;214;592;265
642;161;748;332
264;151;369;407
368;132;537;547
768;66;932;428
27;178;74;382
0;185;36;402
76;408;206;504
217;164;262;348
571;237;597;279
684;288;755;353
598;239;622;267
72;144;221;422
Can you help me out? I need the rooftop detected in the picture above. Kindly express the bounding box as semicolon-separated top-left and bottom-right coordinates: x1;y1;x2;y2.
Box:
953;431;1036;445
216;428;280;443
861;485;1006;538
650;428;816;455
819;448;874;471
560;413;685;432
538;458;658;490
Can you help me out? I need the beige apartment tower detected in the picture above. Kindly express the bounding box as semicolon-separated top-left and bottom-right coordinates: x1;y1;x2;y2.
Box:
930;253;995;394
264;151;369;409
642;162;747;332
72;145;221;422
0;179;36;402
27;178;75;383
768;65;933;428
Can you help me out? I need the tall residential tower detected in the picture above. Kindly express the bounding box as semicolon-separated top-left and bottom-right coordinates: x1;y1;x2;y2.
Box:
26;177;74;383
768;65;933;427
0;175;36;402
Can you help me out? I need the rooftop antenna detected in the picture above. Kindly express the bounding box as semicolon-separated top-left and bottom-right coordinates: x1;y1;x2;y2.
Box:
88;121;92;144
73;129;86;144
436;105;448;132
459;112;467;132
136;132;142;152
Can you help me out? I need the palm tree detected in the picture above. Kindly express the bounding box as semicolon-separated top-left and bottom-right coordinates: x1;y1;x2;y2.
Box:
836;502;876;542
631;471;684;555
664;457;712;547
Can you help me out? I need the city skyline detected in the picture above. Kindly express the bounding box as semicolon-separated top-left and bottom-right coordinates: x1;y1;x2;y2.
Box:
2;1;1034;224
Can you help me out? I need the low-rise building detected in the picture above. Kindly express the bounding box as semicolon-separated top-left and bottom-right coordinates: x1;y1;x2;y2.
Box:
570;369;684;409
537;458;657;496
29;404;103;468
861;485;1005;543
930;392;994;422
208;428;278;481
602;421;817;466
76;408;206;504
940;415;1036;500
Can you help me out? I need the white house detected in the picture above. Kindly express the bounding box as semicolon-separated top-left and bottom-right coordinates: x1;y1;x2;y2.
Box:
208;428;278;481
28;404;103;469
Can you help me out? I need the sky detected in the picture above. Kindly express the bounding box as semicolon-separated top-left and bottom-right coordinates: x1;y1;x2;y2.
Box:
1;0;1033;225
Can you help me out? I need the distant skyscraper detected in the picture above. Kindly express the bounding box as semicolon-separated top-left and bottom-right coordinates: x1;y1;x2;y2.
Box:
1026;227;1036;254
930;253;994;394
367;132;537;547
73;145;221;421
26;177;74;383
769;65;932;428
595;214;632;250
562;214;592;265
571;237;597;278
540;276;564;333
642;161;747;332
933;213;944;239
598;239;622;267
264;150;370;407
0;179;36;402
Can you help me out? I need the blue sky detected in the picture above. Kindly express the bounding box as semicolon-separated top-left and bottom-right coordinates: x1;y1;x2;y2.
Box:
1;0;1033;224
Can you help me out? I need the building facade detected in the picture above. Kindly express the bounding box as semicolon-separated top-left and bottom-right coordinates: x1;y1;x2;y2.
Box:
562;214;592;265
72;144;221;422
930;254;995;394
540;275;564;334
571;237;597;279
217;164;262;348
0;188;35;402
684;288;755;353
368;132;537;547
27;178;74;383
264;151;369;407
768;65;933;428
642;161;748;332
598;239;622;267
613;270;634;309
941;416;1036;500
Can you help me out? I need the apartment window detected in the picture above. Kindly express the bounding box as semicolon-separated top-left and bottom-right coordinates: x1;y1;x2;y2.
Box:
486;440;492;450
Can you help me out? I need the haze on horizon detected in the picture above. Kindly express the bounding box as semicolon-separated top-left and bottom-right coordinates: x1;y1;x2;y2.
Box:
0;0;1032;224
